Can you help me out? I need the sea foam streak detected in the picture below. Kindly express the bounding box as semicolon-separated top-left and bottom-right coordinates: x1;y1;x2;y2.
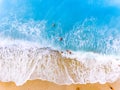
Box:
0;18;120;86
0;39;120;86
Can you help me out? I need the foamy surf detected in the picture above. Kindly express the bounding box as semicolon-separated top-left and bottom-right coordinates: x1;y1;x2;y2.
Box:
0;0;120;88
0;40;120;86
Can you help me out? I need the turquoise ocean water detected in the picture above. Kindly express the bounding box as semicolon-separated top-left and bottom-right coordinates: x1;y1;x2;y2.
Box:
1;0;120;85
0;0;120;55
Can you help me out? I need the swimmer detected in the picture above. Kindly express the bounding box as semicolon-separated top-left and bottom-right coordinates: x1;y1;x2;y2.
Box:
66;50;72;54
52;23;56;27
59;37;63;41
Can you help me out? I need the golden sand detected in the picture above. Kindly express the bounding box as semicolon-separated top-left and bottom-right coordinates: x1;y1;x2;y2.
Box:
0;79;120;90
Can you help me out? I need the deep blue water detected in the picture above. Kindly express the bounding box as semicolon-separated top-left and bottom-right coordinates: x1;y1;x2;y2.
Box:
0;0;120;55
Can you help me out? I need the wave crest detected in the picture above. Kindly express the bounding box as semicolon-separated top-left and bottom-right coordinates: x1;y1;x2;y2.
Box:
0;40;120;86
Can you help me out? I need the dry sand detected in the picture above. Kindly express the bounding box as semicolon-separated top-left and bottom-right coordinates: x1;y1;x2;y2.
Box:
0;79;120;90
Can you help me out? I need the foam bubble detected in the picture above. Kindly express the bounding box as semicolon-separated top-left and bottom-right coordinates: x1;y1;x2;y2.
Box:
0;17;120;85
0;39;120;86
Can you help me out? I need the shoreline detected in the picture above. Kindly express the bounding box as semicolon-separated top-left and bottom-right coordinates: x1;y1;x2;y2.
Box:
0;79;120;90
0;45;120;85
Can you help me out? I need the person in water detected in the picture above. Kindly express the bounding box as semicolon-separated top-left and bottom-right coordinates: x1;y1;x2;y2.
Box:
59;37;63;41
66;50;72;54
52;23;56;27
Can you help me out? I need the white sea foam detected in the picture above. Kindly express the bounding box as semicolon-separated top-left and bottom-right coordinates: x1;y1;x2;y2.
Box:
0;18;120;85
0;39;120;86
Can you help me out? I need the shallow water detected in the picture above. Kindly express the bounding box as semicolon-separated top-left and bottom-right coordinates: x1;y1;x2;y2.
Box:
1;0;120;54
0;0;120;85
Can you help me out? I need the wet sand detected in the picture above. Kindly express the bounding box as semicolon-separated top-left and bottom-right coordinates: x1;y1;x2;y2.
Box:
0;79;120;90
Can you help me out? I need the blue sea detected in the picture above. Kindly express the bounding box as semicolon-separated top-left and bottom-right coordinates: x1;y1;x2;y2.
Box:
0;0;120;85
0;0;120;54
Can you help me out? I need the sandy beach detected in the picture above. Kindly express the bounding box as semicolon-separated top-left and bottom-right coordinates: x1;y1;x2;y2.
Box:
0;79;120;90
0;47;120;90
1;0;120;90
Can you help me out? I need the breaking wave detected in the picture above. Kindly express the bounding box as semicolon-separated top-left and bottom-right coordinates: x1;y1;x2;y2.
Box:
0;18;120;86
0;40;120;86
1;0;120;85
